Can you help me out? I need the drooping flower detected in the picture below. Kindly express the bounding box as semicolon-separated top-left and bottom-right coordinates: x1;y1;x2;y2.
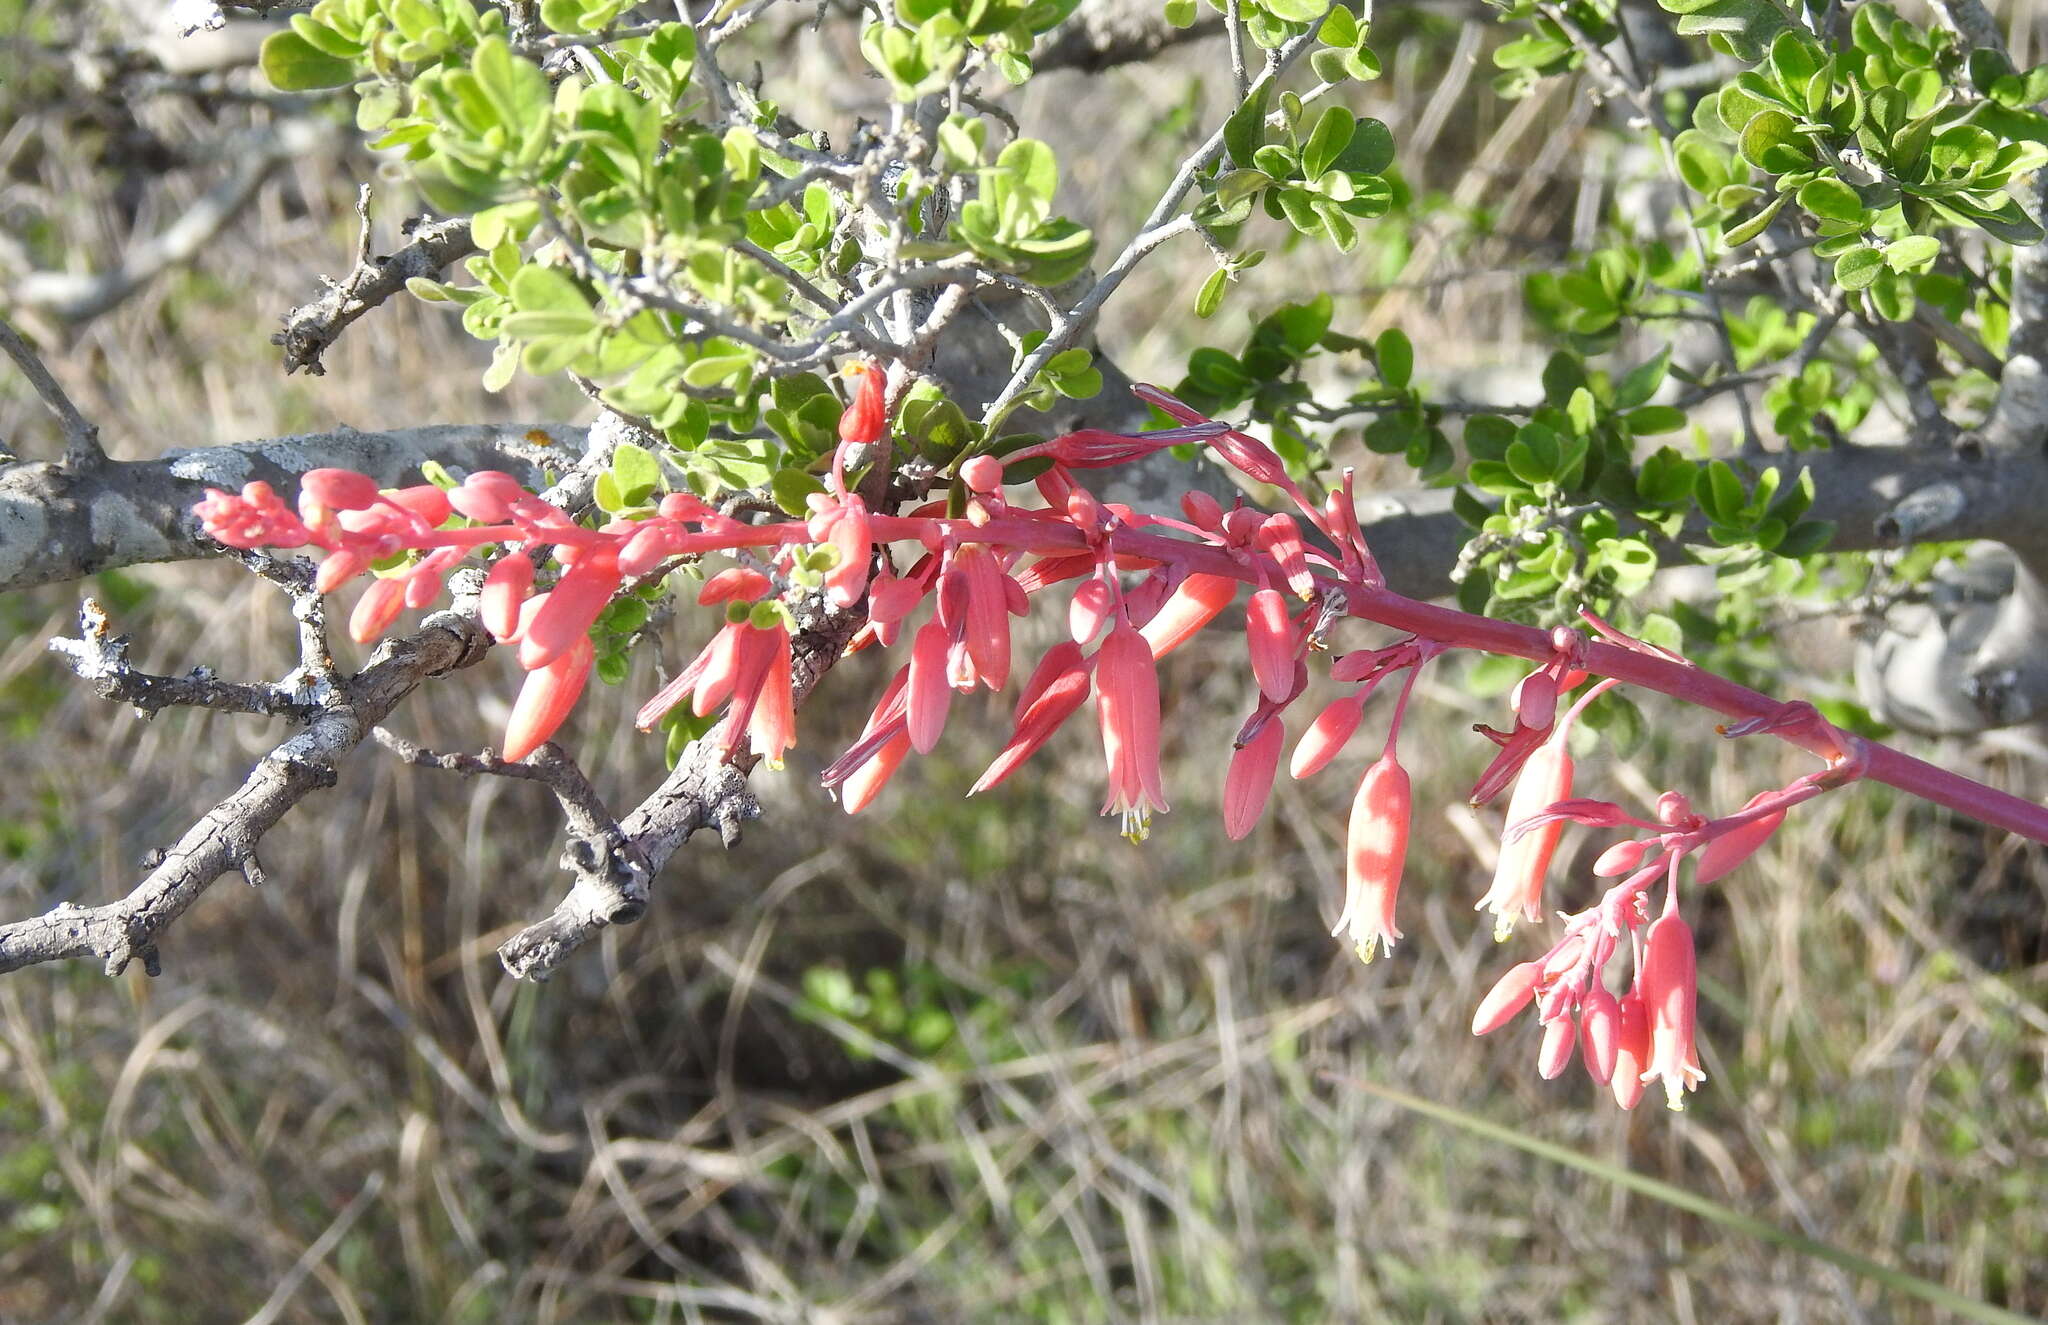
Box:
1138;573;1239;660
1096;620;1169;840
1637;903;1705;1110
1475;733;1575;938
1222;716;1286;840
1245;588;1296;703
973;643;1092;794
1609;986;1651;1111
1579;986;1621;1086
502;634;593;762
838;361;886;445
1333;754;1410;961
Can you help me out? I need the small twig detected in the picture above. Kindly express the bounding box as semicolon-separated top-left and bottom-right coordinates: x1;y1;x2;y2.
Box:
0;313;105;469
978;29;1321;428
47;599;320;721
274;216;479;376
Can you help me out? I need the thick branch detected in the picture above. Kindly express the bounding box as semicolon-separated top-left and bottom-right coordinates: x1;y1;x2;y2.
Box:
0;422;585;594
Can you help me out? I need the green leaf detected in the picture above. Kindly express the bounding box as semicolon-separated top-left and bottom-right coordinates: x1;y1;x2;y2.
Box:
1738;110;1811;172
610;442;661;504
1796;176;1866;225
1196;267;1229;319
1317;4;1358;46
1833;245;1885;290
1626;405;1687;434
1616;346;1671;410
1301;106;1356;179
1374;328;1413;390
1224;78;1274;170
260;31;357;90
1696;459;1744;521
1883;235;1941;271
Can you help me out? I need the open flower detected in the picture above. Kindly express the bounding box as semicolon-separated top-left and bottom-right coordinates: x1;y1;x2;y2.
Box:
1334;754;1410;961
1637;904;1705;1110
1096;620;1168;840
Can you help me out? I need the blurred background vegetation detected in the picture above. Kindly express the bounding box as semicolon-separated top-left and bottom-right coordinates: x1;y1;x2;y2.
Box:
2;0;2045;1320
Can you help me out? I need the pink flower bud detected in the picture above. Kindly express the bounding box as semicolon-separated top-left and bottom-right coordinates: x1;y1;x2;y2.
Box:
1580;987;1620;1085
1180;491;1224;531
1610;988;1651;1111
519;548;621;670
447;470;527;522
315;549;370;595
348;576;407;644
300;468;383;512
974;644;1092;794
1069;577;1114;645
961;455;1004;493
1594;838;1653;877
1472;960;1543;1035
1223;718;1285;841
383;484;452;528
1291;692;1365;780
617;522;677;577
1695;791;1788;883
1537;1014;1577;1079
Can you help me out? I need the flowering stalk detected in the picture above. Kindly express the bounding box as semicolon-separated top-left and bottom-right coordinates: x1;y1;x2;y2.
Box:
194;376;2048;1110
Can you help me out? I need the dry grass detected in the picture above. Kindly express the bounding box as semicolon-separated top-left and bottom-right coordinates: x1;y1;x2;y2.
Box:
3;5;2047;1322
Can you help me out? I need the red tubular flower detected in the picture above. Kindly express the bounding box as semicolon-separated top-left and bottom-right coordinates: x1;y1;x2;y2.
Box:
953;543;1012;691
714;622;789;762
907;621;954;754
1290;691;1367;780
348;576;408;644
973;643;1092;794
748;627;796;767
502;634;593;762
1334;754;1410;961
688;623;745;718
1138;572;1239;660
1096;620;1169;840
824;496;873;608
1223;717;1285;840
1610;987;1652;1110
1245;588;1296;703
1475;734;1575;938
518;548;621;670
1255;514;1313;598
1638;905;1705;1110
699;567;773;606
842;732;910;814
839;361;886;444
1471;960;1544;1035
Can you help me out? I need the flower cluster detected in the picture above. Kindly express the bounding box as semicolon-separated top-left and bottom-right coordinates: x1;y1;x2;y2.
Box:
193;365;1866;1111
